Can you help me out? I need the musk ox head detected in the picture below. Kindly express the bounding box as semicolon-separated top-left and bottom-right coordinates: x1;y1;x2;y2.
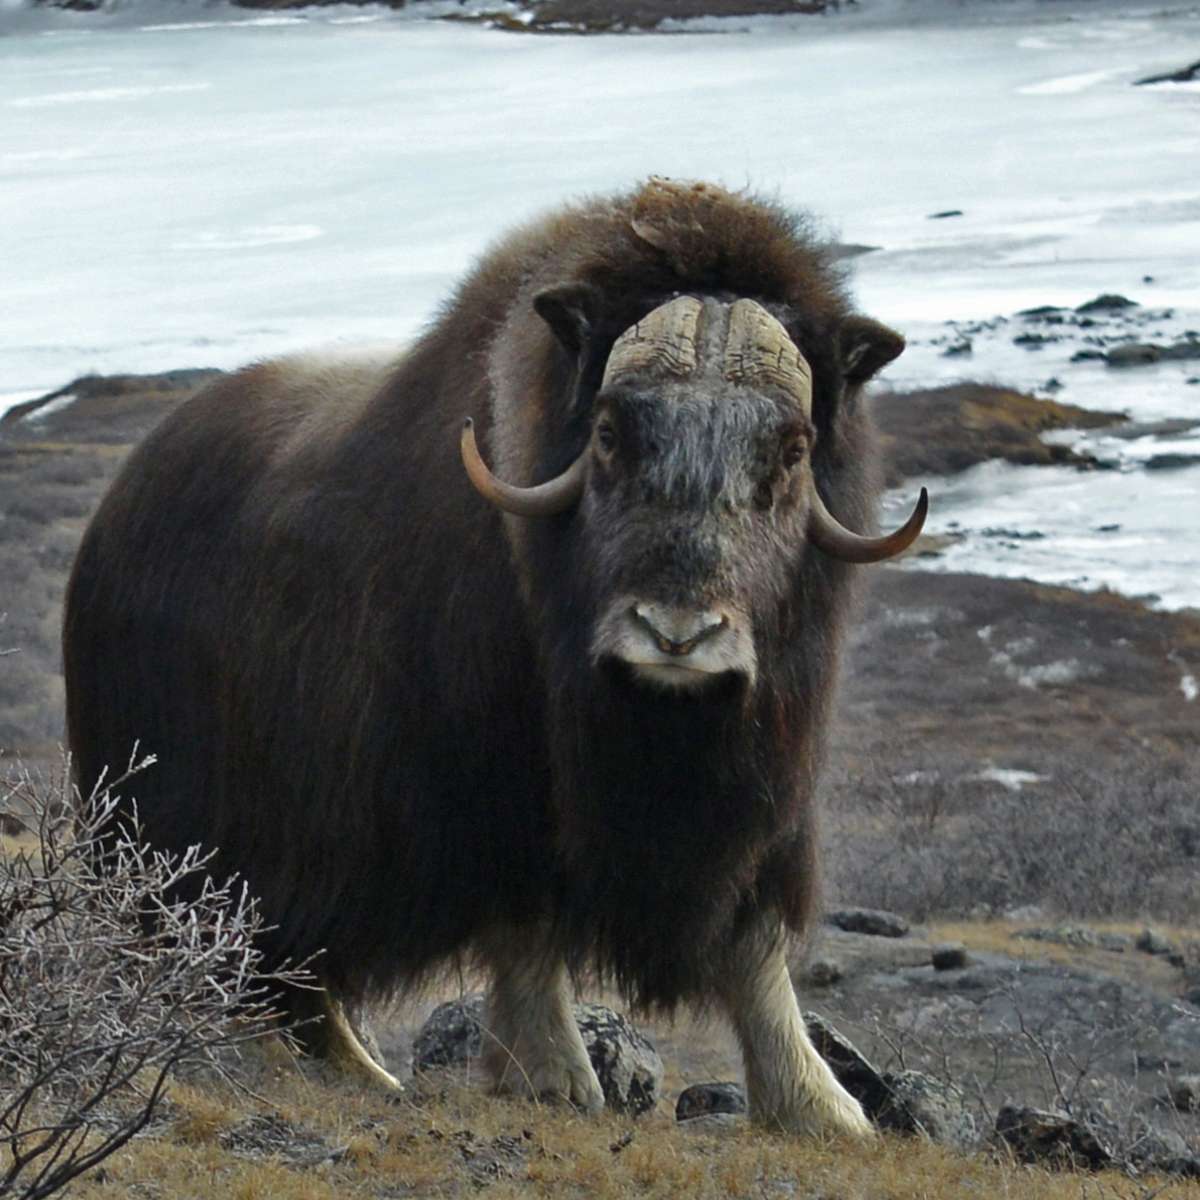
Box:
462;293;926;697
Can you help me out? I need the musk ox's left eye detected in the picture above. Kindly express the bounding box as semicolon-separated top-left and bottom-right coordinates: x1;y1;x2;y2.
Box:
782;440;807;470
595;419;617;457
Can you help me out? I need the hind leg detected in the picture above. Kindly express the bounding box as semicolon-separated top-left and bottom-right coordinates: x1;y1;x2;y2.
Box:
480;932;604;1113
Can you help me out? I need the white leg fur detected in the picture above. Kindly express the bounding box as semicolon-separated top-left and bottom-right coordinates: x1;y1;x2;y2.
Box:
720;927;873;1138
320;994;405;1093
482;939;605;1113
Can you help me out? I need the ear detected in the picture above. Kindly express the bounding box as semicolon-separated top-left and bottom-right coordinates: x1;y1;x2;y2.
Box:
839;316;905;385
533;283;600;357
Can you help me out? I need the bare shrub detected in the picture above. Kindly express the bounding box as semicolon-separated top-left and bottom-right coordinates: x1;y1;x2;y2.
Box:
0;755;312;1200
825;751;1200;921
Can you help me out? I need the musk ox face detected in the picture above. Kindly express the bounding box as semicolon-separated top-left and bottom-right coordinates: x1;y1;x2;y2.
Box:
579;297;818;694
460;292;927;699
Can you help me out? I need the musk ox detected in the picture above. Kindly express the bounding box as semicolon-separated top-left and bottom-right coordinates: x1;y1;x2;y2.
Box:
63;178;926;1137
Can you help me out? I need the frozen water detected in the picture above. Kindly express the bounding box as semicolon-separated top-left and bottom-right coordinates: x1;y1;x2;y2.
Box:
1;0;1197;604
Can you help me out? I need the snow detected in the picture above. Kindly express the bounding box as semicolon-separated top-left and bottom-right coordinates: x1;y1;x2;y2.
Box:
1;0;1197;605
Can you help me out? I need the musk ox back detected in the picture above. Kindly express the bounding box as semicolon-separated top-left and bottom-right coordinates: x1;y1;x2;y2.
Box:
63;178;925;1134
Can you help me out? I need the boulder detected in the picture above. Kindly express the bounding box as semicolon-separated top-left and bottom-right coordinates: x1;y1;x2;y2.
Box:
675;1081;748;1121
1107;343;1161;367
806;956;844;986
1136;927;1175;956
412;994;662;1116
1076;294;1138;313
825;907;910;938
931;942;969;971
994;1104;1116;1170
1166;1074;1200;1113
804;1013;974;1149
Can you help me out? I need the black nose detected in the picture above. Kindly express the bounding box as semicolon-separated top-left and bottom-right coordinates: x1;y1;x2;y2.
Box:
631;604;728;657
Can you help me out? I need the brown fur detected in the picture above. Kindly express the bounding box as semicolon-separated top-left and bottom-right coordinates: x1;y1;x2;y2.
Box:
63;179;899;1020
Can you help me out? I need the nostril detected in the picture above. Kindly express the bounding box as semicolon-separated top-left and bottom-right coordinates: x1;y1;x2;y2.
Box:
631;605;728;657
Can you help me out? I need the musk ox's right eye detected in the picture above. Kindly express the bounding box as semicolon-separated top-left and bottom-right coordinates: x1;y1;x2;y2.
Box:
595;419;617;457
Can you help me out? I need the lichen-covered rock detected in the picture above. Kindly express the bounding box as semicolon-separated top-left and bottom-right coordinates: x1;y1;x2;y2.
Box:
412;994;662;1116
675;1081;747;1121
413;994;485;1070
575;1002;662;1116
804;1013;974;1149
878;1070;975;1151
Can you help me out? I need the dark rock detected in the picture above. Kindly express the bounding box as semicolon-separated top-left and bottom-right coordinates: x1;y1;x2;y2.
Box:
806;956;844;986
412;994;662;1116
1136;927;1175;956
1161;337;1200;361
1136;1053;1183;1072
1013;332;1058;349
941;339;973;358
1070;349;1108;362
1166;1074;1200;1112
1106;342;1161;367
1145;454;1200;471
1135;59;1200;85
675;1081;747;1121
1018;305;1067;318
825;907;909;938
1041;377;1063;392
931;942;969;970
1076;293;1139;313
927;210;963;219
994;1104;1116;1170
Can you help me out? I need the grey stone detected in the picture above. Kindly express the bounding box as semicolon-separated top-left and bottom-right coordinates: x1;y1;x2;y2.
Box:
675;1081;747;1121
825;907;910;938
412;994;662;1116
878;1070;976;1151
1136;927;1175;956
806;956;844;986
1106;342;1161;367
931;942;969;971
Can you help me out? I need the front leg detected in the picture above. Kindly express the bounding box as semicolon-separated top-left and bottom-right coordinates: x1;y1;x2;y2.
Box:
718;921;873;1139
480;931;605;1114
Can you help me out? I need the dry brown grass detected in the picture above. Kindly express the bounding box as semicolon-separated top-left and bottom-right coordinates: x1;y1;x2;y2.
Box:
53;1057;1196;1200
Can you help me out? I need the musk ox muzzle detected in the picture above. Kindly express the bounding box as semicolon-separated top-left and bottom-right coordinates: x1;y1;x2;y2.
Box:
460;295;928;563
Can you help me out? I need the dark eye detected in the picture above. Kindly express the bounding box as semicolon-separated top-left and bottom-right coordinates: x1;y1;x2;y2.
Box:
595;419;617;456
782;440;806;470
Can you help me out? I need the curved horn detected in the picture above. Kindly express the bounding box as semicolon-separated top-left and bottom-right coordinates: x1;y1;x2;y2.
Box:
808;485;928;564
601;295;702;390
460;419;585;518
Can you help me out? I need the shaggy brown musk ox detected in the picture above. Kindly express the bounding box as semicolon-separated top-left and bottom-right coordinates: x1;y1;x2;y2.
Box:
63;178;926;1136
